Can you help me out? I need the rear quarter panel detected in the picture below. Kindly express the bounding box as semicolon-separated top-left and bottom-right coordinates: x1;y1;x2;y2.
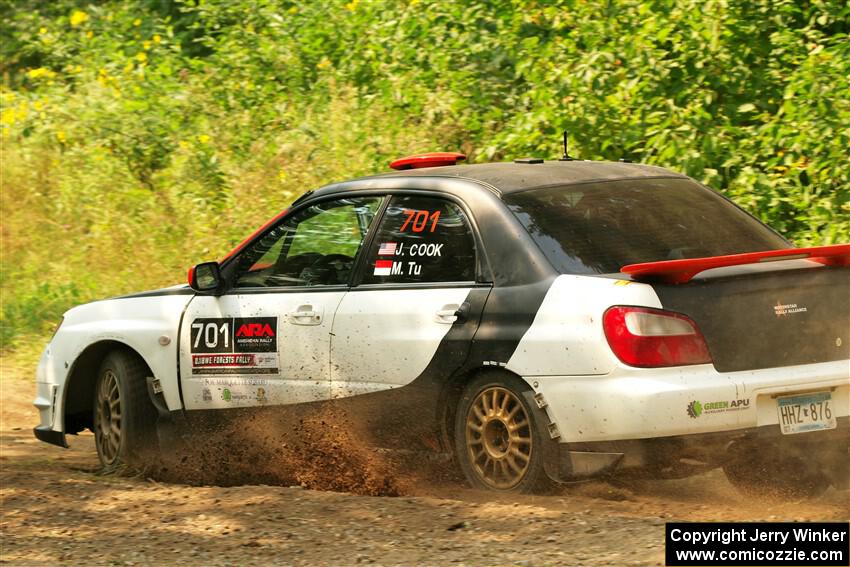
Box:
506;275;661;376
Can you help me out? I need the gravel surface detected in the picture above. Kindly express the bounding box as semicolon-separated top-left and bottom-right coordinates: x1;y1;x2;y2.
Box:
2;365;847;566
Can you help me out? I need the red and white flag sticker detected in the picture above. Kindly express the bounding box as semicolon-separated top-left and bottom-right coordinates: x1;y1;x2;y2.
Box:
373;260;393;276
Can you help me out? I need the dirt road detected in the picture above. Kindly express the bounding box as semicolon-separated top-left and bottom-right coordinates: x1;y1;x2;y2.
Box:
2;363;847;566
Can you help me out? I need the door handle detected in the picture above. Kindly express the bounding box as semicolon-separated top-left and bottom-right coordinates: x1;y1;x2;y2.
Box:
289;305;322;326
435;302;469;324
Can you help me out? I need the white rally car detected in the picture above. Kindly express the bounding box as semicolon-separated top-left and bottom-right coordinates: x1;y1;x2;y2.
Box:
35;153;850;495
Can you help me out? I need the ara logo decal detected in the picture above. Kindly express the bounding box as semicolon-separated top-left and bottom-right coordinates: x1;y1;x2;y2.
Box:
235;323;275;337
190;316;279;375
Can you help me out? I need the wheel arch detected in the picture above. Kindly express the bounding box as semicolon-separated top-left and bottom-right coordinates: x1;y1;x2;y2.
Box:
63;340;155;435
438;365;532;455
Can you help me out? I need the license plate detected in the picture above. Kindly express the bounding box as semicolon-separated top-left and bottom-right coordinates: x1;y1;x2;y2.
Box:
776;391;836;435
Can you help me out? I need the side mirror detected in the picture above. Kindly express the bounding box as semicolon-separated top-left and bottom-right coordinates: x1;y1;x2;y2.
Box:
188;262;223;294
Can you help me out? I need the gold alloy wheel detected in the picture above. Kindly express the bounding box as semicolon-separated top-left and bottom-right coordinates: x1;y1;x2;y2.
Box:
465;386;532;489
94;369;122;465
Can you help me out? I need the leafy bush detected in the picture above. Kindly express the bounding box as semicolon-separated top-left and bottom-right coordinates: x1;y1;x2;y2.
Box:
1;0;848;362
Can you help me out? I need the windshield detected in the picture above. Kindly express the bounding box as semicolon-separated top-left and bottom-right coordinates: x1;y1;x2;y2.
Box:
505;178;789;275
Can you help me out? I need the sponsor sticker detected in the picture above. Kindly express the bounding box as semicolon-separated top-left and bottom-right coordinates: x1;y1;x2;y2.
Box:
687;398;750;418
774;301;807;317
190;317;279;375
202;377;270;386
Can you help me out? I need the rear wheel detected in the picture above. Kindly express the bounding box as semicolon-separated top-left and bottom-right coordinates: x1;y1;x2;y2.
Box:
93;351;158;470
454;373;552;493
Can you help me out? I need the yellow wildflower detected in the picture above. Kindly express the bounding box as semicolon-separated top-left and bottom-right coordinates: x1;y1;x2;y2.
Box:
278;169;287;181
178;140;190;150
143;40;151;50
288;6;298;13
39;27;47;34
70;10;88;27
86;30;93;39
197;134;210;144
133;18;142;26
136;52;147;63
316;57;331;70
56;130;67;143
345;0;359;11
1;108;16;126
27;67;55;79
153;34;161;44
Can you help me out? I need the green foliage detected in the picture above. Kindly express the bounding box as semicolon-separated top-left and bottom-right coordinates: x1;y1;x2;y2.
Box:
2;0;849;361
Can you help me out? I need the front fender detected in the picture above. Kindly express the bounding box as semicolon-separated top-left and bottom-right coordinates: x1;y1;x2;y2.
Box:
40;293;194;439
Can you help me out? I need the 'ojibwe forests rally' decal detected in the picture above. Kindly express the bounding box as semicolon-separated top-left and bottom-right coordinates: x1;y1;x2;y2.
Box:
190;317;279;375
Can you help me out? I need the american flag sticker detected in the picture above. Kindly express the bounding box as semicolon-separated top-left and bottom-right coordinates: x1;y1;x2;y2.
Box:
378;242;397;256
373;260;393;276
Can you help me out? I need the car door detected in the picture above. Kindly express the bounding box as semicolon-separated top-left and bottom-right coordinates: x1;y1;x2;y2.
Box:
330;194;490;403
179;196;384;410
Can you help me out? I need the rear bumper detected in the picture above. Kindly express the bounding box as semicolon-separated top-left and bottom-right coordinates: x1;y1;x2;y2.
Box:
530;359;849;481
529;359;850;444
558;416;850;479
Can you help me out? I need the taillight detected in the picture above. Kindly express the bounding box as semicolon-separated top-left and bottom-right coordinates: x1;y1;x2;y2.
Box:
603;306;712;368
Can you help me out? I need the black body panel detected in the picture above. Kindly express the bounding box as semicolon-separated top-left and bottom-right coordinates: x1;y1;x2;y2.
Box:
654;265;850;372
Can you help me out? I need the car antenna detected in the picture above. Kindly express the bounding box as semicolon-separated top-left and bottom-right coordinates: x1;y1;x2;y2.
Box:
559;130;574;161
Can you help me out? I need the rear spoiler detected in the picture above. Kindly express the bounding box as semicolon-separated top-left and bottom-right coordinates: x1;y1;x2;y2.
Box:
621;244;850;284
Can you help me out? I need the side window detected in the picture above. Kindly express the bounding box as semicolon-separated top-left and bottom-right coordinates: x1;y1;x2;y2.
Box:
234;197;383;288
362;195;476;284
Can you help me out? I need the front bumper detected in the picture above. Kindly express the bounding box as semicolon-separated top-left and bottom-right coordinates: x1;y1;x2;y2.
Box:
34;345;67;448
33;426;68;447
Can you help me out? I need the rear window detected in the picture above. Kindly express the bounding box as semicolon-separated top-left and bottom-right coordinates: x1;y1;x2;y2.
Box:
504;178;789;275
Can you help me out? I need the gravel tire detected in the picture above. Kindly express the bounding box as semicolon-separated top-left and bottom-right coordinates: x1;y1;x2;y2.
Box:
454;372;554;493
93;350;159;470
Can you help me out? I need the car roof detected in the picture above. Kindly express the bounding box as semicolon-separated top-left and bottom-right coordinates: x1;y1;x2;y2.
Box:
312;160;686;199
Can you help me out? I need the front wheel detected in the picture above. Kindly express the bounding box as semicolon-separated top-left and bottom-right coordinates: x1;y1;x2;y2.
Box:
454;373;553;493
93;351;158;470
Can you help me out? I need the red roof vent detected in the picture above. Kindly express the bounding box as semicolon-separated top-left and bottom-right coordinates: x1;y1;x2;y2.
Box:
389;152;466;170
